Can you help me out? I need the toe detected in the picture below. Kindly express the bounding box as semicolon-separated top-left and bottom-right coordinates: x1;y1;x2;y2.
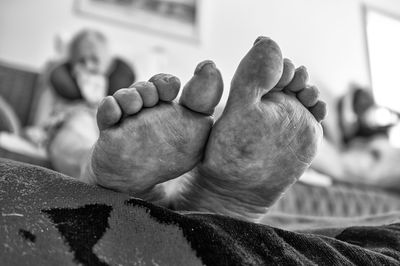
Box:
274;58;295;89
97;96;122;130
149;73;181;102
309;100;327;122
131;81;159;107
113;88;143;115
179;60;224;115
297;85;320;107
285;66;309;92
228;36;283;105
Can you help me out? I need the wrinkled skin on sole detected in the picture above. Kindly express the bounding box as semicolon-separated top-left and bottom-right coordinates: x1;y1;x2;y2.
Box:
91;103;213;196
85;36;326;223
173;37;326;221
84;61;223;200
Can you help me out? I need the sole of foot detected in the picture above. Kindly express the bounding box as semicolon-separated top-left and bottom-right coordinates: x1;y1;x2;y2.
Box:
81;60;223;201
174;37;327;222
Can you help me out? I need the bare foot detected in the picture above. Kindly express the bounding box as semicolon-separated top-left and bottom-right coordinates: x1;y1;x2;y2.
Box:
81;61;223;200
173;37;327;222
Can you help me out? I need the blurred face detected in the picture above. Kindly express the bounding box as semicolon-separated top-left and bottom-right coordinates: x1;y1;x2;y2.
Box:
70;35;111;74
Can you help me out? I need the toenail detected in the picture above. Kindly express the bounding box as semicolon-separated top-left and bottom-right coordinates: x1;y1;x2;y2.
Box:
253;36;270;46
99;96;109;105
156;74;170;82
195;60;216;74
284;58;293;64
299;65;307;72
130;81;151;89
149;73;169;83
167;75;180;85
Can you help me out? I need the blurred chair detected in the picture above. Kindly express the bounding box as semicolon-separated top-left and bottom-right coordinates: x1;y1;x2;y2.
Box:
0;61;51;168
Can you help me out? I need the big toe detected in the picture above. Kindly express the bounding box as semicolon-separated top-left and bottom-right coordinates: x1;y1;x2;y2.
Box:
227;36;283;106
179;60;224;115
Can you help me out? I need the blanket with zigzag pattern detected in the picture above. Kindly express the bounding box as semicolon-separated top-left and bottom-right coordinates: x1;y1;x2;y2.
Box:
1;158;400;266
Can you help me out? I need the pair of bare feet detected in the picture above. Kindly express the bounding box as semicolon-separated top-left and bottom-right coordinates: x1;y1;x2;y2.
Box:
81;37;327;222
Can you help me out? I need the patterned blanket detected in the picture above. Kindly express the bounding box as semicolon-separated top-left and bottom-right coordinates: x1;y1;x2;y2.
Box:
1;159;400;265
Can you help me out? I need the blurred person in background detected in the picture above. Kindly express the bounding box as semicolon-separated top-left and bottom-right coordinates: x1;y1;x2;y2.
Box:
47;29;135;177
50;29;135;104
310;85;400;191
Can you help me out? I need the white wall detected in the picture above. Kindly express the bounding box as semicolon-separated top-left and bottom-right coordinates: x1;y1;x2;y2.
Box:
1;0;400;105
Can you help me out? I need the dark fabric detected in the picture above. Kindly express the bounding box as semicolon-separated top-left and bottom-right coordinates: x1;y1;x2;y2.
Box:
1;158;400;266
49;58;135;100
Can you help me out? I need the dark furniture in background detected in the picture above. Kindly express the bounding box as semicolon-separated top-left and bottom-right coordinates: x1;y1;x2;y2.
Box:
0;62;39;129
0;61;51;168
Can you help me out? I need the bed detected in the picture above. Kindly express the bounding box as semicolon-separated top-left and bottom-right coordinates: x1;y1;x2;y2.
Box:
1;159;400;265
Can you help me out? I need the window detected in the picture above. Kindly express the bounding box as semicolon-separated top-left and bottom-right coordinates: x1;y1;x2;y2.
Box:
365;7;400;113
